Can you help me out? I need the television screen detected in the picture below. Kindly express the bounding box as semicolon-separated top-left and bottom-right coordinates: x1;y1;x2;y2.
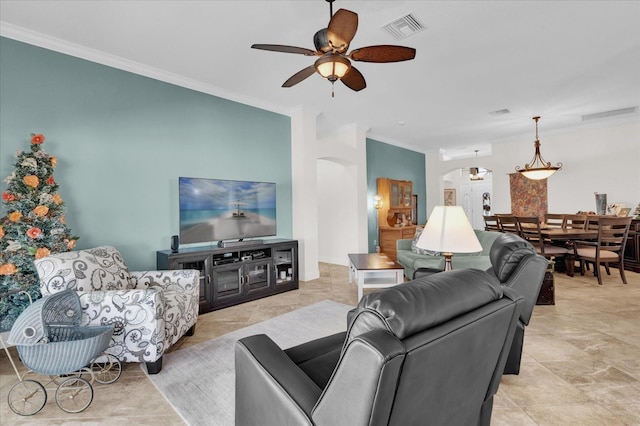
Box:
179;177;277;244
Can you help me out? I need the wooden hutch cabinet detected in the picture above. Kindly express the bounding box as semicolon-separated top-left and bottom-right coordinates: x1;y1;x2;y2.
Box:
377;177;417;260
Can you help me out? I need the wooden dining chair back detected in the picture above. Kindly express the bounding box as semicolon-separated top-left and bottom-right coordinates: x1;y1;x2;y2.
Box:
565;214;587;230
544;213;565;229
585;215;600;231
574;216;633;285
483;215;501;232
517;216;569;260
497;215;519;234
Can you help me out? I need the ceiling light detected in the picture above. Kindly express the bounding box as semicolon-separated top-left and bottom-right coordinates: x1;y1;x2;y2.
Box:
515;116;562;180
315;54;351;81
470;150;484;181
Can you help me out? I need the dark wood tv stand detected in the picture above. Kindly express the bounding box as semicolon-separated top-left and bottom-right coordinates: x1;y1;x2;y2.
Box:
157;239;298;314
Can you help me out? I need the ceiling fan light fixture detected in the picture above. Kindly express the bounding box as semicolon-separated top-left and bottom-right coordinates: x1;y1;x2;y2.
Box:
515;116;562;180
315;54;351;81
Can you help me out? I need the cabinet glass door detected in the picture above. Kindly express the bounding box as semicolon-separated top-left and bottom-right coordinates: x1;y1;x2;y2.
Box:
212;263;243;300
390;182;402;207
245;260;270;294
403;183;412;207
174;256;211;308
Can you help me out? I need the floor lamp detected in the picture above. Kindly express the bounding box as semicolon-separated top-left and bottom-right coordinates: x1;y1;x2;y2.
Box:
416;206;481;271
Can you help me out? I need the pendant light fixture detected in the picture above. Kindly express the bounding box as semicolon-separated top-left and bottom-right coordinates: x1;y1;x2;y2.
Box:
469;150;484;181
516;116;562;180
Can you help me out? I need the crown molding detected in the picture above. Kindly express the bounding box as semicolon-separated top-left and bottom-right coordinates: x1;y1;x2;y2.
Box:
0;22;291;117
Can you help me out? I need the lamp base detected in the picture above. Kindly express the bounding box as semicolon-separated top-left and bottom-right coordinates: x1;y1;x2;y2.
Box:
443;252;453;271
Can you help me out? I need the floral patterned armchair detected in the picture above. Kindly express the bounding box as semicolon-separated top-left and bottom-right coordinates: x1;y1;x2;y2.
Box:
34;246;199;374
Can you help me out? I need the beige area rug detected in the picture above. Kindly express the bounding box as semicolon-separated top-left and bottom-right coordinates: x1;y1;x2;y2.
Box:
144;300;353;426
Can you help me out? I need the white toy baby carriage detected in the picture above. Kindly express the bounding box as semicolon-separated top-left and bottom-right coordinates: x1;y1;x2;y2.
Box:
4;289;122;415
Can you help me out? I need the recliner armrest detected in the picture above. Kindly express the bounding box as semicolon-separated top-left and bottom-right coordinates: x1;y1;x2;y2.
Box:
235;334;321;426
313;329;405;426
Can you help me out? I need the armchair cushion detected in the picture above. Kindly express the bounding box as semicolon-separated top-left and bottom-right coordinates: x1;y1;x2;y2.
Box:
36;246;133;292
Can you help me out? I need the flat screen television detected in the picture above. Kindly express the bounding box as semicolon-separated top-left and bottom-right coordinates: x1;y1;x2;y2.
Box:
179;177;276;245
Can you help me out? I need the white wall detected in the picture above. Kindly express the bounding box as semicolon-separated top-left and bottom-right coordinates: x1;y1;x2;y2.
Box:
428;121;640;216
316;124;369;266
317;159;359;264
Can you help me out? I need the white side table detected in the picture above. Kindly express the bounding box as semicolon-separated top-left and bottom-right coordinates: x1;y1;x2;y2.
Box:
348;253;405;301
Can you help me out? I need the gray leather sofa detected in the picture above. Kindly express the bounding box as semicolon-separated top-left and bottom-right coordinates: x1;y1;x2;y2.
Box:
396;229;502;279
234;234;548;425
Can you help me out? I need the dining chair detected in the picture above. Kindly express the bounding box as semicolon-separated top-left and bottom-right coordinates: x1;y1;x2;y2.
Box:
497;215;520;235
517;216;569;261
483;215;501;232
585;215;600;231
573;216;633;285
564;214;587;230
543;213;565;229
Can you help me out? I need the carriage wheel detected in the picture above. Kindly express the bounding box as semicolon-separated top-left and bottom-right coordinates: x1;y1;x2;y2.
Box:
90;353;122;384
55;377;93;413
8;380;47;416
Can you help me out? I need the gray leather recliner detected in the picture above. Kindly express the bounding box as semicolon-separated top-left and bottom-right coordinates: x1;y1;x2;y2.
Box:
234;234;547;425
488;233;548;374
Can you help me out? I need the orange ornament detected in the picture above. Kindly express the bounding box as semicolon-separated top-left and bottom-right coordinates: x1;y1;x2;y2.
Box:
67;239;77;250
33;205;49;217
23;175;39;188
8;211;22;222
0;263;18;275
35;247;51;259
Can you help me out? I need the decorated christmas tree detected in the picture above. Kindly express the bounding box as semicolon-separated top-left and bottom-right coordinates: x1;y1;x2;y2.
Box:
0;133;78;330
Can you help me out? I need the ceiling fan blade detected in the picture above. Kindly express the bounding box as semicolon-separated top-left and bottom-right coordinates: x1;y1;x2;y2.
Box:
327;9;358;52
341;66;366;92
282;66;317;87
251;44;317;56
350;45;416;63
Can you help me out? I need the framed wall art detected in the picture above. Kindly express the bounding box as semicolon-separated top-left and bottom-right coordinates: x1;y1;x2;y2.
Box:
444;189;456;206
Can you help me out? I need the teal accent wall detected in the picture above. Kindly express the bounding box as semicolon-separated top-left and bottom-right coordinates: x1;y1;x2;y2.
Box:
366;138;426;253
0;37;292;270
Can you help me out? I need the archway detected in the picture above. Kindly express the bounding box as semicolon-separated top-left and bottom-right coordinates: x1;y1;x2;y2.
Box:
442;166;493;230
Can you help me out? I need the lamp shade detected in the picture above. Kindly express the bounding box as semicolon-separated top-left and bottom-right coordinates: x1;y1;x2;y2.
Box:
416;206;482;254
315;54;350;80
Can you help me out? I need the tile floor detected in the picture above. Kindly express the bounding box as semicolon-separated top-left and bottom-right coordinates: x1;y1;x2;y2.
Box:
1;263;639;425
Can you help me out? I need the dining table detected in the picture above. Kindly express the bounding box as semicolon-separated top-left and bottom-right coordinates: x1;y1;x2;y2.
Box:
540;227;598;276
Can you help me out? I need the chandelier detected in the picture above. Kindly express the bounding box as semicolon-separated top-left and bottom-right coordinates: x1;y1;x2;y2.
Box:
515;116;562;180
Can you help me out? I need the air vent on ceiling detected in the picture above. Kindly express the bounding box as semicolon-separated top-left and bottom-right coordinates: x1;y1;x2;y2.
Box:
382;13;425;40
582;106;638;121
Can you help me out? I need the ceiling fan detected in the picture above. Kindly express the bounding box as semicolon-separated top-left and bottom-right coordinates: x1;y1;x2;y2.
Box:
251;0;416;96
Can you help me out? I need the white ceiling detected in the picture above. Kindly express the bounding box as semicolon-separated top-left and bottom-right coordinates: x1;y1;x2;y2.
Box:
1;1;639;158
